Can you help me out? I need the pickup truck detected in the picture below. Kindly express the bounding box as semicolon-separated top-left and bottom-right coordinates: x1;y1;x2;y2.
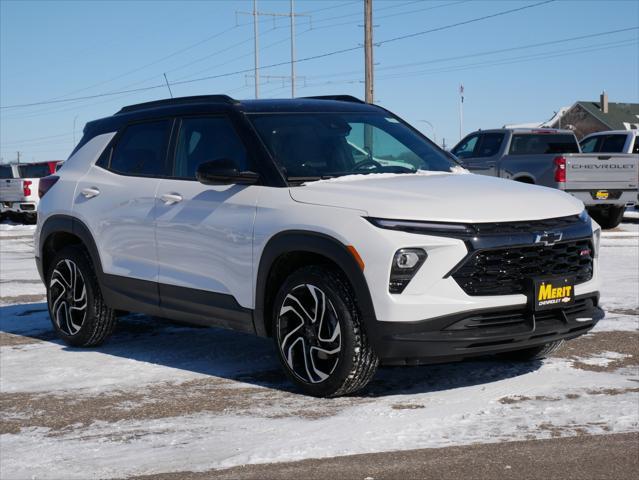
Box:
0;161;60;223
451;128;638;229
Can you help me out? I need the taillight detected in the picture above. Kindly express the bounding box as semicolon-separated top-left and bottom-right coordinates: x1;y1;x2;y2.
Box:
23;180;32;196
554;156;566;183
38;176;59;198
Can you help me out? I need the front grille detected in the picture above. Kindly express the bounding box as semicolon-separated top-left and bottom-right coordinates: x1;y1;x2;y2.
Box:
472;215;580;235
452;239;593;296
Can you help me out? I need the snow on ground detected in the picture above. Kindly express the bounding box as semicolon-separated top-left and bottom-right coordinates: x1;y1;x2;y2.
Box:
0;219;637;479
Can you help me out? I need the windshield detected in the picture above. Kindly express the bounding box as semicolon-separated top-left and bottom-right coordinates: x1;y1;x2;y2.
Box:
249;113;455;182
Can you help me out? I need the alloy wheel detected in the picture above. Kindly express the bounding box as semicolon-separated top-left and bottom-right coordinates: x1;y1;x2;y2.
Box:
49;259;88;336
276;284;342;384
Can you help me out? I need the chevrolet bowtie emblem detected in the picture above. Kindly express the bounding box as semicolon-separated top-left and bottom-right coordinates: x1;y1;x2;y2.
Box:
535;231;563;246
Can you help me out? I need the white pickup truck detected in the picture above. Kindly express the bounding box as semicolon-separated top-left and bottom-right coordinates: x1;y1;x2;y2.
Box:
0;161;60;223
580;130;639;155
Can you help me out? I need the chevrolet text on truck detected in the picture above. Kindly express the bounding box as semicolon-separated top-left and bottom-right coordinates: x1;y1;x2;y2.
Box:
35;95;603;397
452;128;638;229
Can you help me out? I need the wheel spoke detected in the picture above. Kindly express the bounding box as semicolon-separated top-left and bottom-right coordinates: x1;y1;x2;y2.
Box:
49;259;87;336
277;283;342;385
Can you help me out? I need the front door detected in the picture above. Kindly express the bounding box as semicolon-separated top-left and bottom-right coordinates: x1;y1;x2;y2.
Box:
155;115;258;331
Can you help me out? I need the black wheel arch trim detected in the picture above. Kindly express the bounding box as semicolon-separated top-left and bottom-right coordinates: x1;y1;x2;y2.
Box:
254;230;378;339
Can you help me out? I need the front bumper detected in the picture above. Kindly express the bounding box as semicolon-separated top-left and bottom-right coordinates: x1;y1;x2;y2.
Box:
370;293;603;365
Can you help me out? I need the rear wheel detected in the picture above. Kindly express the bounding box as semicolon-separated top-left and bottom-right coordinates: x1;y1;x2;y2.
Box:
498;340;564;361
46;246;116;347
273;265;379;397
588;205;625;229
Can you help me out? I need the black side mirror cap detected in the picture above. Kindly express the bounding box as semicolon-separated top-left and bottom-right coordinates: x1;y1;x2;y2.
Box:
196;158;259;185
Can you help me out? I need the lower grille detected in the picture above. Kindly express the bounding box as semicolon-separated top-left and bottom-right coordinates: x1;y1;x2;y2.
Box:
452;239;593;296
444;297;596;333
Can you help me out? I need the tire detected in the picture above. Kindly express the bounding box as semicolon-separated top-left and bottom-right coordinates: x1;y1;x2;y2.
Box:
588;205;625;229
23;213;37;225
46;246;116;347
498;340;564;361
272;265;379;397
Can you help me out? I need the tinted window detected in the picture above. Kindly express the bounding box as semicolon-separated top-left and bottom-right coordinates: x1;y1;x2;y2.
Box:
18;163;51;178
633;137;639;154
0;165;14;179
452;134;479;159
580;136;598;153
109;120;171;176
173;117;247;179
600;135;628;153
509;134;579;155
250;113;454;179
476;133;504;157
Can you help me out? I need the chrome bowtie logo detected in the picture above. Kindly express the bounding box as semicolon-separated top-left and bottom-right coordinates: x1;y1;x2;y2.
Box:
535;231;563;246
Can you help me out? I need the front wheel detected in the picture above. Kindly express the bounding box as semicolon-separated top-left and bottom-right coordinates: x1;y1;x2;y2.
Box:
46;246;116;347
273;266;379;397
588;205;625;229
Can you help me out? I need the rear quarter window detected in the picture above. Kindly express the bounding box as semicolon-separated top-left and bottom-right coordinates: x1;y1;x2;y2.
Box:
509;134;579;155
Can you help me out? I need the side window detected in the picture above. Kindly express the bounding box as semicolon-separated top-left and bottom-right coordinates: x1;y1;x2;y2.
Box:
600;135;627;153
633;136;639;154
580;136;599;153
452;134;479;159
173;117;248;179
475;133;504;157
109;120;172;176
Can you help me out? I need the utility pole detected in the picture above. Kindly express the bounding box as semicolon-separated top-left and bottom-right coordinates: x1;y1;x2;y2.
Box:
364;0;374;104
459;83;464;140
290;0;296;98
253;0;259;99
237;1;310;99
16;151;21;165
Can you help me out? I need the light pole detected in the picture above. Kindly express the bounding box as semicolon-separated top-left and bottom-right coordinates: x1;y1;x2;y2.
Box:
418;120;437;144
73;115;79;145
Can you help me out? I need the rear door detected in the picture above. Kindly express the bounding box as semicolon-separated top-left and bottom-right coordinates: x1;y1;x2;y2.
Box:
154;115;258;331
74;119;173;307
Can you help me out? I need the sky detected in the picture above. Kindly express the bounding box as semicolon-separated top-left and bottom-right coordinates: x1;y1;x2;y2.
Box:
1;0;638;163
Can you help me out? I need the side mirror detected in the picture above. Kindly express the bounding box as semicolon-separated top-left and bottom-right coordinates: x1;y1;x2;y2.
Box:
196;158;259;186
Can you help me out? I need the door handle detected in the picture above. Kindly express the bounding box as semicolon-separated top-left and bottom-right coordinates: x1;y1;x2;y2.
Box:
161;193;183;205
81;187;100;199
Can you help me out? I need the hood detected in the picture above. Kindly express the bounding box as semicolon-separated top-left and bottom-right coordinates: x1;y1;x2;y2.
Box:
289;173;584;223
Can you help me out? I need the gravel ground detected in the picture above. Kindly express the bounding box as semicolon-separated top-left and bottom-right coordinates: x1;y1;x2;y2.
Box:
0;216;637;479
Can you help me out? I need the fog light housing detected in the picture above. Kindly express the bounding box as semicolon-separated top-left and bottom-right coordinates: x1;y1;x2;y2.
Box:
389;248;427;294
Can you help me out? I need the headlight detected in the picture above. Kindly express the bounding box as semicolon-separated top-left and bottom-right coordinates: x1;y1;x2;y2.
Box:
389;248;427;294
367;217;474;237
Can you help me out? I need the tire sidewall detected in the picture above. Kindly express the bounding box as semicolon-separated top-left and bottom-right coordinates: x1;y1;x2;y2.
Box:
46;247;99;347
272;266;360;397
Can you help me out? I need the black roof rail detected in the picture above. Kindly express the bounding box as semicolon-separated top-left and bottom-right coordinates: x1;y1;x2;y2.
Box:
303;95;365;104
115;95;239;114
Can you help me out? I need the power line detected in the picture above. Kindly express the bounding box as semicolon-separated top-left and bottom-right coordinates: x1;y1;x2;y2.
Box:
0;0;557;110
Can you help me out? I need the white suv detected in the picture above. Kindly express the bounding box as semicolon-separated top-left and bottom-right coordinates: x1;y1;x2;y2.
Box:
35;95;603;397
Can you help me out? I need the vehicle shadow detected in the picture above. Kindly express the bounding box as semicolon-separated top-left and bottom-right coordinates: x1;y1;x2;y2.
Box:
0;302;542;398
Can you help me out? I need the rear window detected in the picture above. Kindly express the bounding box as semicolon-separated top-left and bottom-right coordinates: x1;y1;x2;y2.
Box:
0;165;14;179
509;134;579;155
18;163;51;178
